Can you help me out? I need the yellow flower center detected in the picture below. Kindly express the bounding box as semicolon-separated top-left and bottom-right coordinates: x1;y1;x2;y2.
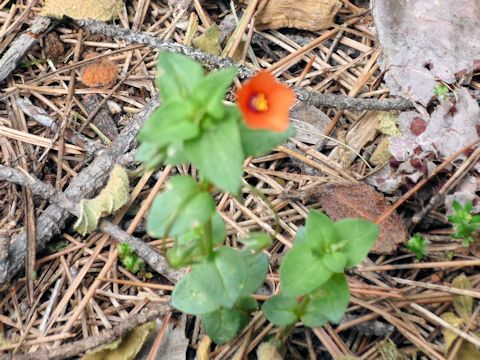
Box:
249;92;269;112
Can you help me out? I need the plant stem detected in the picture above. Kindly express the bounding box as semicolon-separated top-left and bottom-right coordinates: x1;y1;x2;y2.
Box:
296;296;311;318
201;217;214;256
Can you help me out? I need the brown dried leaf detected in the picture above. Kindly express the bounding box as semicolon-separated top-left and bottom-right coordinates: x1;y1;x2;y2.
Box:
192;25;222;56
316;183;407;253
370;138;391;167
44;32;65;61
255;0;342;31
41;0;122;21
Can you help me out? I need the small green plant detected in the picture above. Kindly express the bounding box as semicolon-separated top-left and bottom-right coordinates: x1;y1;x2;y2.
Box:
405;233;427;260
433;83;449;100
262;211;378;328
448;200;480;246
118;242;145;274
134;52;379;344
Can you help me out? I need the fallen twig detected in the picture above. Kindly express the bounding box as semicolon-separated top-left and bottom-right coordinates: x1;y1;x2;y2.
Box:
0;98;159;287
0;17;53;82
374;140;480;225
98;221;183;281
5;304;169;360
410;303;480;348
16;97;105;156
0;162;182;283
77;18;416;112
410;146;480;226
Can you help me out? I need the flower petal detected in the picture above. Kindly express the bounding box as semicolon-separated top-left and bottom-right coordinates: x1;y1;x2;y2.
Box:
236;71;296;132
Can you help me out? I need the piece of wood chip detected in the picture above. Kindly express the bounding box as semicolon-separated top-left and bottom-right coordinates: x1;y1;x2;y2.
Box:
254;0;342;31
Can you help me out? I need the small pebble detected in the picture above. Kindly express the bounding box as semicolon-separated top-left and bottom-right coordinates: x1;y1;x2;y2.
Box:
107;100;122;115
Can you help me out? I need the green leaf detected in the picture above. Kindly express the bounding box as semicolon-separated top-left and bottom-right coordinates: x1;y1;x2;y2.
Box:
335;219;379;268
167;213;226;268
167;241;200;268
294;226;307;245
185;115;244;194
239;121;294;157
300;311;328;328
135;142;164;170
235;296;258;313
165;142;189;165
304;210;338;252
322;252;347;273
177;212;226;247
195;247;247;308
137;101;198;146
201;307;250;344
192;67;237;120
262;294;298;326
156;52;204;102
241;252;268;296
452;200;463;212
147;176;215;237
74;165;129;235
211;212;227;245
301;273;350;326
238;232;272;252
172;272;221;315
279;244;332;297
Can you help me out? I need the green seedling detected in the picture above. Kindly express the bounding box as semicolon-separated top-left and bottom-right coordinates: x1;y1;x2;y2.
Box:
118;242;145;274
433;83;449;100
448;200;480;246
406;233;427;260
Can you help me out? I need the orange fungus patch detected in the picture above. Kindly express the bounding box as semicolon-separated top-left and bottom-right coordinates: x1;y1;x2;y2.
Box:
81;54;118;88
236;70;296;132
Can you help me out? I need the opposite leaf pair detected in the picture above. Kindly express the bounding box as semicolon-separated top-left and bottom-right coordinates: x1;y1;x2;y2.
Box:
263;210;378;327
172;247;269;344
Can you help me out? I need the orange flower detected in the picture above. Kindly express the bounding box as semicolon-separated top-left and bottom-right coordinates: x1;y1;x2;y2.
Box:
236;70;296;132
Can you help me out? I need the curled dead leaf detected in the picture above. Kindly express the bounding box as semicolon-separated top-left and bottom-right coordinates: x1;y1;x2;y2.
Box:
315;183;407;254
256;341;282;360
82;321;155;360
81;54;118;88
197;336;211;360
452;273;473;321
